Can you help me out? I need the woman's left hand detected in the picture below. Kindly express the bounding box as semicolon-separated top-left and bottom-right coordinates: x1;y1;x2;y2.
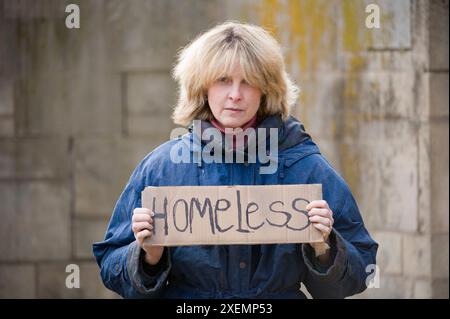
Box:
306;200;334;242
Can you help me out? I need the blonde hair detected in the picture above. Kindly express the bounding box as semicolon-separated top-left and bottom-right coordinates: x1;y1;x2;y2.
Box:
171;21;299;126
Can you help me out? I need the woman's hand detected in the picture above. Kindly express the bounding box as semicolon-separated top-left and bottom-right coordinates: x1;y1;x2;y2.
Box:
306;200;334;242
132;208;165;265
306;200;334;264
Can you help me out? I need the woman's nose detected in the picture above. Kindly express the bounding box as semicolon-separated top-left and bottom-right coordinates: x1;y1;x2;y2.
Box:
228;84;242;102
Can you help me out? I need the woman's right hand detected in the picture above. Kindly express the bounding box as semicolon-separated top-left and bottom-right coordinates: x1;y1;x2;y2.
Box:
132;208;165;265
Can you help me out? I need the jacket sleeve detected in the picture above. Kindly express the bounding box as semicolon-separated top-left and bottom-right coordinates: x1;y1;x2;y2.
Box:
92;181;171;298
301;186;379;299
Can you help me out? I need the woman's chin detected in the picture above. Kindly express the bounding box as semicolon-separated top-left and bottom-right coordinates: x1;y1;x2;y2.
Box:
218;119;246;129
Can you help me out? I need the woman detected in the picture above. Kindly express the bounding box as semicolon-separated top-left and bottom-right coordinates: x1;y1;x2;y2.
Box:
93;21;378;299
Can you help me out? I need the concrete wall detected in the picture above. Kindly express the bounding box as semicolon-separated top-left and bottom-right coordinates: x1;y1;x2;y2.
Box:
0;0;448;298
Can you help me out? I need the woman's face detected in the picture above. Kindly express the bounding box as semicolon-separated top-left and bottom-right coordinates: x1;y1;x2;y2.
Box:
207;64;262;128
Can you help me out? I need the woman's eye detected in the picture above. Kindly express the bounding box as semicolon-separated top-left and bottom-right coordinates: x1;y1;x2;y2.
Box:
219;77;229;82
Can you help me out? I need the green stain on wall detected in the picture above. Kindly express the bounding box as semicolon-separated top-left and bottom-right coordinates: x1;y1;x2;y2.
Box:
259;0;281;36
245;0;378;195
340;0;367;196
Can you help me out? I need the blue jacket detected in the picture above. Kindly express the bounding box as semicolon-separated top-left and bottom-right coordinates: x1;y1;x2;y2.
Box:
93;115;378;299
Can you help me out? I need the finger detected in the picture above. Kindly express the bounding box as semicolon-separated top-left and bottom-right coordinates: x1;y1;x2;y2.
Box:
133;207;152;214
308;208;334;225
308;208;332;219
309;215;332;228
132;221;153;234
136;229;152;241
313;222;331;235
306;200;329;211
132;212;154;223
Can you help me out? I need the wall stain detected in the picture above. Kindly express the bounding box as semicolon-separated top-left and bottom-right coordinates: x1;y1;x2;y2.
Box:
247;0;376;196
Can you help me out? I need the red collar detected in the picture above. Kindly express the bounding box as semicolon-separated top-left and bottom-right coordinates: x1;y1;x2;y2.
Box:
210;114;257;133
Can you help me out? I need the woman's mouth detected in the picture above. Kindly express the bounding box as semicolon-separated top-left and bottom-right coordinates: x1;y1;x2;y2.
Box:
224;108;244;114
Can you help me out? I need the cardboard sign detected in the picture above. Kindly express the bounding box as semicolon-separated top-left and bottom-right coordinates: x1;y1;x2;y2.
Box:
142;184;324;246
